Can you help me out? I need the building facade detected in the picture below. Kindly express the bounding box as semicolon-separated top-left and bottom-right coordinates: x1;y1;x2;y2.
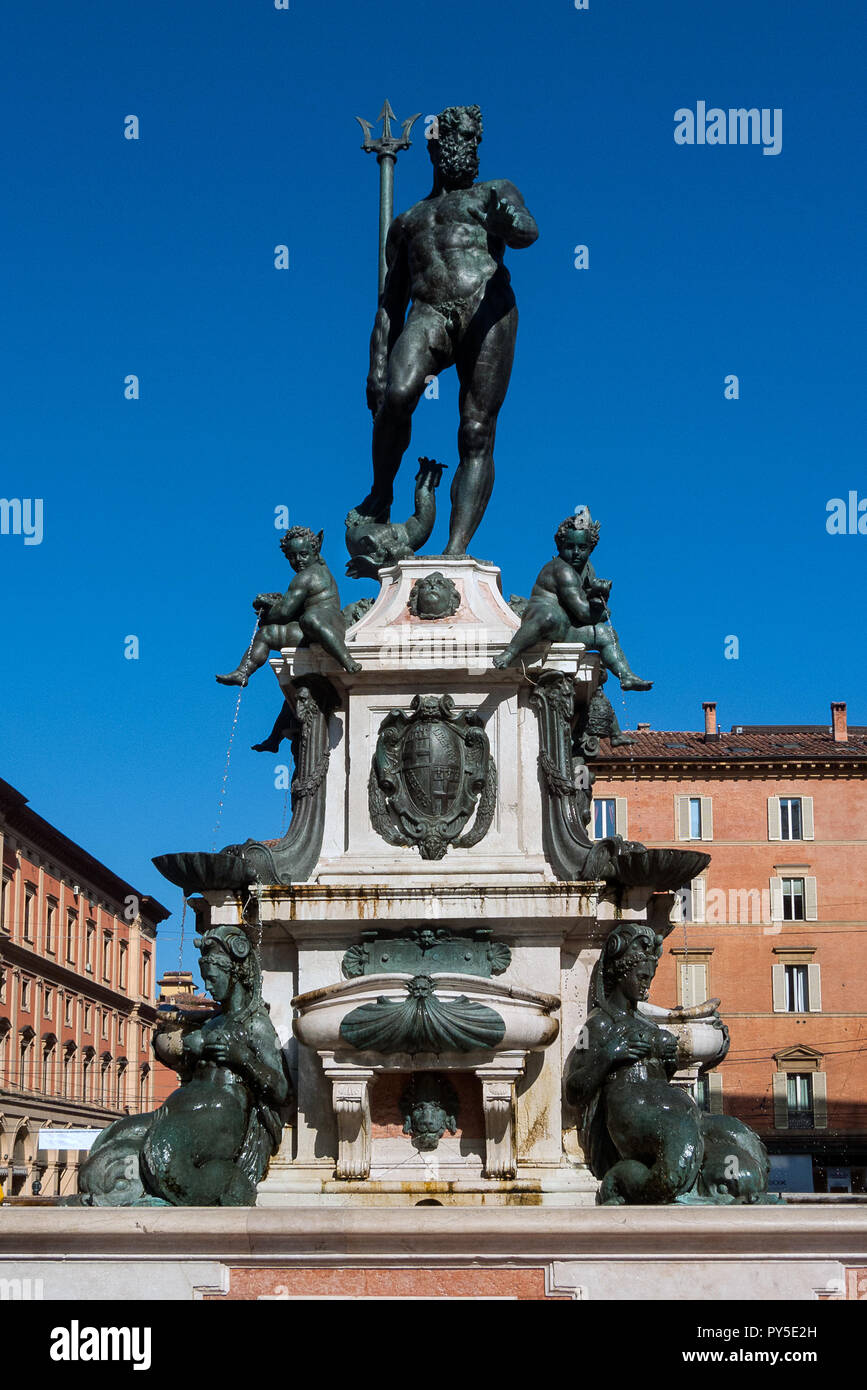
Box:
593;700;867;1194
0;777;169;1197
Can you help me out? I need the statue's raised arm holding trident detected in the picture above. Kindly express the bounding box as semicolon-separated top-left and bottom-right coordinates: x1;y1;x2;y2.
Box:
354;102;539;556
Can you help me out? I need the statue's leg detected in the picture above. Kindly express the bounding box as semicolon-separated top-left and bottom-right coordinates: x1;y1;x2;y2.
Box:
593;623;653;691
299;609;361;674
446;300;518;555
215;625;298;687
358;308;452;522
493;603;564;669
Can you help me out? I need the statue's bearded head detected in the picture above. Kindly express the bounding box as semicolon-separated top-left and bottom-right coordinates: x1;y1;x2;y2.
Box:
429;105;483;190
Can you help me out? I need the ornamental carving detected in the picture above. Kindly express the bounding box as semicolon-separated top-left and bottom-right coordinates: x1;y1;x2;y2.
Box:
369;693;496;860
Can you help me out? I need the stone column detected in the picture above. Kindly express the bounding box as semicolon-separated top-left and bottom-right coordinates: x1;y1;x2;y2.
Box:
320;1056;376;1181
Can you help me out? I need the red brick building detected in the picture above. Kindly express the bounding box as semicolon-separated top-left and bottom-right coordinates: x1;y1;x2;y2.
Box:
593;700;867;1194
0;777;169;1197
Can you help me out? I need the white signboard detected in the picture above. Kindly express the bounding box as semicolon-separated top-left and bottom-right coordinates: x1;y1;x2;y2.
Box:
37;1129;101;1152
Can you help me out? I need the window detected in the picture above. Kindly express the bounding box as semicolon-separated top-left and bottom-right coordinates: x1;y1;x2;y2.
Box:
102;932;113;982
41;1041;56;1093
64;994;73;1026
0;966;6;1004
772;958;821;1014
66;910;77;963
787;1073;814;1129
83;1003;92;1032
23;887;36;941
780;798;802;840
119;941;128;990
19;1033;33;1089
786;964;808;1012
593;798;616;839
45;900;57;953
85;921;95;972
676;795;712;841
82;1050;93;1102
118;1017;125;1046
693;1075;710;1111
769;796;814;841
142;953;152;997
62;1045;74;1098
770;875;817;923
592;798;627;839
101;1009;109;1040
781;877;805;921
21;978;31;1011
98;1059;109;1105
43;986;53;1018
0;875;11;931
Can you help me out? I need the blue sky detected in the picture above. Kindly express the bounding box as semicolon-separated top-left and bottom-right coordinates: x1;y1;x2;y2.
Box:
1;0;864;975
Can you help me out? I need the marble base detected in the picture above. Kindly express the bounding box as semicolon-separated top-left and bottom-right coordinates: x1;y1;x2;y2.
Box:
3;1207;865;1300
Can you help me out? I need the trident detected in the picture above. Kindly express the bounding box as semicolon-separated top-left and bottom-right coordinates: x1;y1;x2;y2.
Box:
356;100;421;299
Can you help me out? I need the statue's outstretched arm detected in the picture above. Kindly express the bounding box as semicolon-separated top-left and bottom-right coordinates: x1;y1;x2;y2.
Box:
485;179;539;249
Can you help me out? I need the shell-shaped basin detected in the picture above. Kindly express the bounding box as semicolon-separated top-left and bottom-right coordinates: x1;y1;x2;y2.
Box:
293;972;560;1059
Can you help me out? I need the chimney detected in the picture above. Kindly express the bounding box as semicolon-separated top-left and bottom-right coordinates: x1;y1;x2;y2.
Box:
831;701;848;743
637;722;651;732
702;701;719;740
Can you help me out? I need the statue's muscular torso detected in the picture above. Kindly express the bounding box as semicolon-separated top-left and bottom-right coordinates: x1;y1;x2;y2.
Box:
397;179;517;309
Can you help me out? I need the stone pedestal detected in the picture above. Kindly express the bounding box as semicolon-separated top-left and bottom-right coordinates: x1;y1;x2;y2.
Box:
197;557;685;1206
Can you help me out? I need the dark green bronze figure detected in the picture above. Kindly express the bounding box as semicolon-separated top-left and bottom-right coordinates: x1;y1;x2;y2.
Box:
494;514;652;689
216;526;361;684
400;1074;459;1152
71;924;290;1207
346;456;444;579
358;104;539;556
565;924;773;1205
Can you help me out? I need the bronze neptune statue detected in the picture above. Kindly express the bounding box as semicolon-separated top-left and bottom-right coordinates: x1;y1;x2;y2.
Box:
358;104;539;556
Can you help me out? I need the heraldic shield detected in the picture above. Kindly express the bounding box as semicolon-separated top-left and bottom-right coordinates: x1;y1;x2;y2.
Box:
369;693;497;860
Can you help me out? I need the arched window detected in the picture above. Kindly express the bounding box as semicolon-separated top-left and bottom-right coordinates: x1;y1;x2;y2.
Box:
116;1059;128;1110
0;1020;11;1090
18;1027;35;1090
41;1035;57;1094
81;1047;95;1103
62;1042;75;1099
139;1063;150;1113
98;1054;111;1106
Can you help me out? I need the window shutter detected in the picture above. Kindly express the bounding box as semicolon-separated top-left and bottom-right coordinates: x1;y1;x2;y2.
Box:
772;1072;788;1129
768;797;781;840
707;1072;724;1114
804;877;818;921
801;797;814;840
691;877;707;923
812;1072;828;1129
700;797;713;841
676;796;690;841
807;963;822;1013
771;963;787;1013
615;797;628;838
769;877;783;923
